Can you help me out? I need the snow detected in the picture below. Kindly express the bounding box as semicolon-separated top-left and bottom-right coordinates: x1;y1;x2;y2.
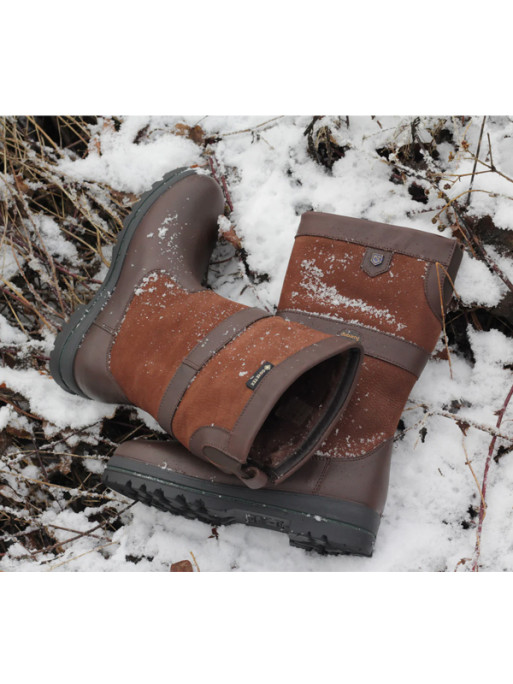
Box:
0;241;23;280
56;116;203;194
0;314;26;345
0;366;116;429
1;115;513;571
297;257;406;331
30;214;79;264
456;252;506;306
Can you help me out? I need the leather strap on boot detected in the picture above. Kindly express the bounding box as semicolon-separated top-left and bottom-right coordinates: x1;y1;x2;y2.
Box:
157;307;272;434
163;321;363;489
280;309;430;378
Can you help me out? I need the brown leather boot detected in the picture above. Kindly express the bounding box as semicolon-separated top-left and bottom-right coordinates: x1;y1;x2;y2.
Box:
103;211;462;555
51;172;362;490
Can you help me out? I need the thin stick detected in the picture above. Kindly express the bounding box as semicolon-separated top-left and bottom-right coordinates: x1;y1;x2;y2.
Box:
405;402;513;443
220;116;283;138
29;502;135;558
462;437;486;510
451;211;513;295
472;380;513;571
46;541;119;571
487;133;495;170
470;156;513;186
435;262;453;379
466;116;486;207
208;155;234;212
190;551;200;572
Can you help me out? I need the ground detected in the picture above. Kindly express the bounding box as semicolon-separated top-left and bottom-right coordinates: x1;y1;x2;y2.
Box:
1;115;512;571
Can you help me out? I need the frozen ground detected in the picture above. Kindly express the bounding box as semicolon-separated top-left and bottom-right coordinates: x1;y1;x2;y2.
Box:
1;115;512;571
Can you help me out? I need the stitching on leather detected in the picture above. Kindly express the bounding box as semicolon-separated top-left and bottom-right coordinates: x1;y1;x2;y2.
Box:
443;241;458;306
111;268;172;338
189;425;231;454
107;269;174;401
364;349;424;376
162;367;194;433
334;436;395;463
92;321;116;334
313;458;331;495
423;261;447;324
88;319;120;393
162;309;272;434
182;357;202;371
298;229;455;266
280;309;426;352
280;309;429;376
106;269;202;412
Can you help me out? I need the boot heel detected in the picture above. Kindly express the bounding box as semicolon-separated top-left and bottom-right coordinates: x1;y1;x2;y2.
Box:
288;522;376;557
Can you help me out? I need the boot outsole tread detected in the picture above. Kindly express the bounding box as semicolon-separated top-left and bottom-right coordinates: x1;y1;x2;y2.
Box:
103;461;378;557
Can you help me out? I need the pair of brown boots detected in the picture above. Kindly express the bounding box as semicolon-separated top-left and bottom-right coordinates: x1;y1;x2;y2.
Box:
50;169;462;556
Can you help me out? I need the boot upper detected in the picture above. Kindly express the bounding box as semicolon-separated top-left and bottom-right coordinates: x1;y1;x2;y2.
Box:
69;176;363;489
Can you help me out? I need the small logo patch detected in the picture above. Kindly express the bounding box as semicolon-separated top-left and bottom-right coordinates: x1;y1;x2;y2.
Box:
370;252;384;266
340;331;361;342
246;362;274;390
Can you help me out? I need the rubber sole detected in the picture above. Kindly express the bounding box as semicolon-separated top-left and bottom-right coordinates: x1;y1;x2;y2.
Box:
103;455;380;556
49;167;197;397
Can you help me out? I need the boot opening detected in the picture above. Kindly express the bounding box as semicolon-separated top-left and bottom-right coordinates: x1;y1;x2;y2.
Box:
248;350;359;478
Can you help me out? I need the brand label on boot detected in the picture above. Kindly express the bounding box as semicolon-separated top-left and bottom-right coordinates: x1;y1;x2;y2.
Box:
340;331;361;342
362;247;393;277
246;362;274;390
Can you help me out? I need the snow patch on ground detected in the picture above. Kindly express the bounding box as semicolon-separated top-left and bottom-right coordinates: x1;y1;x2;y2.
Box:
456;252;506;306
56;116;202;194
0;314;26;345
0;366;116;429
2;115;513;572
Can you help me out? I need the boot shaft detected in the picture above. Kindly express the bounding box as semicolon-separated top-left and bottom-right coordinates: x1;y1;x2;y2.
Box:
278;212;463;458
108;269;361;483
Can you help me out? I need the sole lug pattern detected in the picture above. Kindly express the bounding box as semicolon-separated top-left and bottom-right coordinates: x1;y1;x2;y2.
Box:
103;467;376;557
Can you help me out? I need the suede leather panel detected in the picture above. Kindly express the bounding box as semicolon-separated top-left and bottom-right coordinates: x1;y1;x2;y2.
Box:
316;356;415;458
279;236;441;350
277;233;450;462
109;272;245;417
171;317;331;449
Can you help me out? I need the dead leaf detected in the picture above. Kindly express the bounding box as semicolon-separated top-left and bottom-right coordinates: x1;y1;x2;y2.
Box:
456;420;470;436
173;123;205;146
170;560;194;572
307;124;348;170
219;224;242;250
6;425;32;439
13;174;30;195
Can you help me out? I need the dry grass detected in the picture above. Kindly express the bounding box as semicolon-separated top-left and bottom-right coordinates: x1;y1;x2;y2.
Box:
0;116;160;564
0;115;512;569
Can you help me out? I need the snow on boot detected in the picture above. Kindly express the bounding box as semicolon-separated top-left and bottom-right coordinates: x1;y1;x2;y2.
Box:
51;173;362;489
103;212;462;555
